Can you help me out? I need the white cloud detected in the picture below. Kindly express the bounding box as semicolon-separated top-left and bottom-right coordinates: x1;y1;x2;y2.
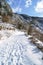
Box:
7;0;22;13
7;0;14;5
35;0;43;13
12;7;22;13
7;0;12;5
8;1;12;5
25;0;32;8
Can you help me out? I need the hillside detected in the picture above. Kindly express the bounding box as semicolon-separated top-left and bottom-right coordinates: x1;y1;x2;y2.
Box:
0;12;43;50
0;0;43;65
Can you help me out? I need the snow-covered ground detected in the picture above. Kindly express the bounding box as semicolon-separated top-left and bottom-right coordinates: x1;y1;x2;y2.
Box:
0;29;43;65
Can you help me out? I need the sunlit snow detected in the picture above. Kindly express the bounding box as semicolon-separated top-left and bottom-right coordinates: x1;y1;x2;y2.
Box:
0;28;43;65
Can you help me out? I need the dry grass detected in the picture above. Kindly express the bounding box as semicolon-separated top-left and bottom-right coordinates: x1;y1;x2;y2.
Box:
0;26;2;30
26;25;43;42
2;15;9;22
0;34;2;40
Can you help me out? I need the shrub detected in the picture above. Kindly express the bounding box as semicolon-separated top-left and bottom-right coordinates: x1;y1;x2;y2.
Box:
2;15;9;22
0;26;2;30
17;23;22;29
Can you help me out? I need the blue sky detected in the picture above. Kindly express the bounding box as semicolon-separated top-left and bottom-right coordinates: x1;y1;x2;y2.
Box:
7;0;43;17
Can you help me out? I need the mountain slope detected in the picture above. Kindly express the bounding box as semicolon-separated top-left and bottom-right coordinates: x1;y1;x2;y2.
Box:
0;0;43;65
0;0;43;52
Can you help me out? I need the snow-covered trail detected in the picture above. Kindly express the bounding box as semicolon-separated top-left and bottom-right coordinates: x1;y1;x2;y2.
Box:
0;29;42;65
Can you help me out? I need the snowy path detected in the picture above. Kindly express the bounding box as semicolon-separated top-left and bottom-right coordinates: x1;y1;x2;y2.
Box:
0;29;43;65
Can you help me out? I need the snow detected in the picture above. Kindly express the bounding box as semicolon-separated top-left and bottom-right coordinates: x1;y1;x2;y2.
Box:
0;29;43;65
35;38;43;47
0;22;14;30
36;26;43;33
